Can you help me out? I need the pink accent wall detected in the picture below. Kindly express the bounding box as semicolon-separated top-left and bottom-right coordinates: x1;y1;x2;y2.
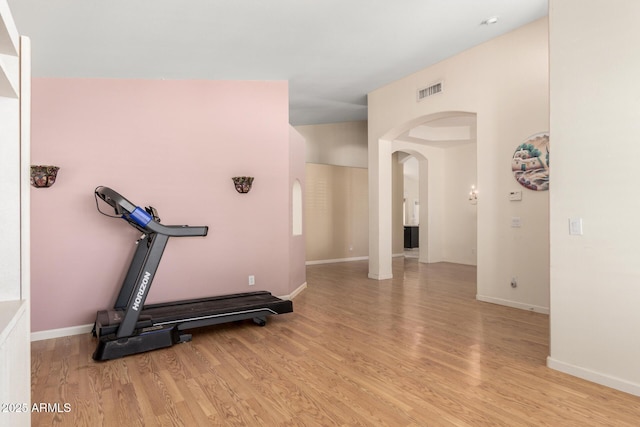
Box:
30;78;301;332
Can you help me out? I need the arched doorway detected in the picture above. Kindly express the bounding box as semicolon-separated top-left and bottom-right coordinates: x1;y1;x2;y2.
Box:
368;111;477;279
394;150;430;264
399;154;421;259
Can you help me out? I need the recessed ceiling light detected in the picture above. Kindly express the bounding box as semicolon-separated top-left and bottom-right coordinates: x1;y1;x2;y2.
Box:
481;16;499;25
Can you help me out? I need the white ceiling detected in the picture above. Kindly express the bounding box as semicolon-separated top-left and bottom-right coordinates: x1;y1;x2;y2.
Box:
8;0;548;126
399;113;477;180
398;113;477;148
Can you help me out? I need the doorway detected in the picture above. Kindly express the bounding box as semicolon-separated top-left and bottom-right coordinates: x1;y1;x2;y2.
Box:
401;154;420;259
368;111;477;280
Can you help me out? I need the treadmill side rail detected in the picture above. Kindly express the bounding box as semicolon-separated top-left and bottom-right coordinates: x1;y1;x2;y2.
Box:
94;292;293;340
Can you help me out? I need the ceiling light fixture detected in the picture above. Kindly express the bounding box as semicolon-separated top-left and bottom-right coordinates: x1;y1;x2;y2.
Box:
481;16;499;25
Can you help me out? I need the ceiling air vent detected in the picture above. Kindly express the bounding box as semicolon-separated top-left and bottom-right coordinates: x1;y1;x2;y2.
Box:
417;81;443;102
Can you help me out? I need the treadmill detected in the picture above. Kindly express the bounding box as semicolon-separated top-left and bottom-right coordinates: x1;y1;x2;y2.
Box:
92;186;293;361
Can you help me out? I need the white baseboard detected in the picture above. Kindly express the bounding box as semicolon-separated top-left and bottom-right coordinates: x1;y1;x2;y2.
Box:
547;356;640;397
306;256;368;265
280;282;307;300
368;272;393;280
476;294;549;315
31;323;93;342
305;254;405;265
32;284;309;342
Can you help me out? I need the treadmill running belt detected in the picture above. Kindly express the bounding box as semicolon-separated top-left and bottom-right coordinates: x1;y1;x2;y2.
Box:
141;291;292;325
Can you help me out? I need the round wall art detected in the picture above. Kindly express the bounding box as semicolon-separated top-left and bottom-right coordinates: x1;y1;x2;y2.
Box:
512;132;549;191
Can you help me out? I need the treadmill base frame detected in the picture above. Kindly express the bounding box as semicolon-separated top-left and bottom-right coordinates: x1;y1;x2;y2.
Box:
93;325;189;361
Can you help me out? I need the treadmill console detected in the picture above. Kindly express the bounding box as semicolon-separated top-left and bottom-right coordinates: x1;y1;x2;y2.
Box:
95;186;153;229
94;186;208;237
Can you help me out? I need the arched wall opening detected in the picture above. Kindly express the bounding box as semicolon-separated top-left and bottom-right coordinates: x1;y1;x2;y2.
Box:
369;111;477;280
398;154;422;259
394;150;430;264
367;17;549;317
292;179;302;236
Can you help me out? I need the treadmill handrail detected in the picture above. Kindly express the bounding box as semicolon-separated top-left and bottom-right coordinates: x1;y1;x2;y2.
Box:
146;222;208;237
95;186;208;237
96;186;137;215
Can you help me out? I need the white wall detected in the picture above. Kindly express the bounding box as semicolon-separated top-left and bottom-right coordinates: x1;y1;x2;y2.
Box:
393;141;445;264
305;163;368;262
0;9;30;421
0;59;20;303
402;156;419;226
391;152;404;255
369;18;549;311
443;143;477;265
548;0;640;396
296;120;370;263
296;120;368;168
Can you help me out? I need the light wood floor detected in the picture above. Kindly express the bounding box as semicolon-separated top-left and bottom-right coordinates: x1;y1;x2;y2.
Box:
31;259;640;426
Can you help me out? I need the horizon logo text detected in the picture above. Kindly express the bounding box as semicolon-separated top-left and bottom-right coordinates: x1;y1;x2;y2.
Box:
132;271;151;311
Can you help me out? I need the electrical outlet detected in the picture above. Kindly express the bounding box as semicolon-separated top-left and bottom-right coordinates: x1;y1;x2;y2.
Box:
248;275;255;286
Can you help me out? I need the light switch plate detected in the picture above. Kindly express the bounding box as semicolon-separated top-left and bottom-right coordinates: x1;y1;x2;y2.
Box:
569;218;583;235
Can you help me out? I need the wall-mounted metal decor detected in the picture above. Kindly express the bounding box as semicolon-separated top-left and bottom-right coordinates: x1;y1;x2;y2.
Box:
30;165;60;188
232;176;254;193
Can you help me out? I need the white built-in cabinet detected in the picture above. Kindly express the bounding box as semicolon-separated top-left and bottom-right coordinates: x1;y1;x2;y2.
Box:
0;0;30;425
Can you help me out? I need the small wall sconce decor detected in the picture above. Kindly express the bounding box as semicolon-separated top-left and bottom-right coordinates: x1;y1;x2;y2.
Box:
469;185;478;204
232;176;254;193
30;165;60;188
